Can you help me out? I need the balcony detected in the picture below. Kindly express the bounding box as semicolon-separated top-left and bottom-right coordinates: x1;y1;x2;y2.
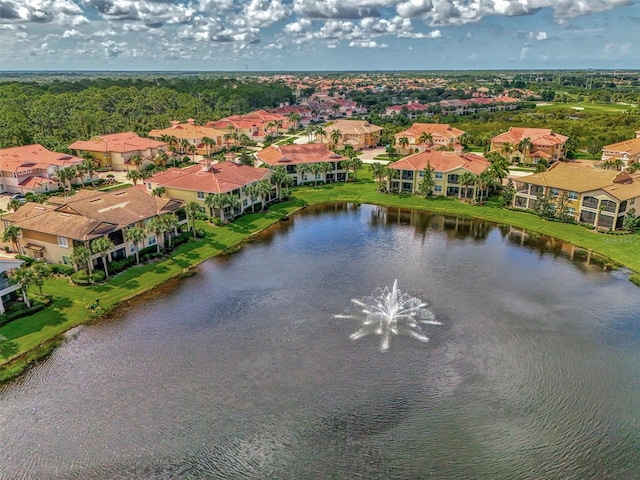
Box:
582;198;598;209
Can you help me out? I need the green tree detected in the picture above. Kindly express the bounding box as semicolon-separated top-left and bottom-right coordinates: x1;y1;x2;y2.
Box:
124;227;147;264
146;217;166;254
418;162;435;198
126;169;144;185
185;201;201;238
518;137;533;161
398;136;409;154
330;129;342;149
31;261;52;296
91;236;115;279
1;224;21;252
69;245;92;275
458;172;477;200
501;178;516;206
7;199;23;213
161;215;179;247
151;187;166;197
130;154;144;171
81;152;97;187
244;184;259;213
270;165;293;200
418;131;433;147
13;267;34;308
296;163;310;185
623;208;638;232
55;167;75;191
369;162;389;192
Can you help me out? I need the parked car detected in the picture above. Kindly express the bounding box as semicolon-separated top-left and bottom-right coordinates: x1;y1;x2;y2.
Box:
11;194;26;203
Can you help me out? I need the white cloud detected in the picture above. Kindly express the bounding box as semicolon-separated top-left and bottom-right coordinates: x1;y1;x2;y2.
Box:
603;42;632;55
530;31;547;40
348;39;388;48
520;43;530;60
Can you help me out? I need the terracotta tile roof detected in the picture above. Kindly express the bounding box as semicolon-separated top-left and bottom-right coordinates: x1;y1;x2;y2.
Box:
18;177;60;188
255;144;344;166
4;187;182;241
389;151;489;175
518;161;622;192
396;123;465;141
69;132;165;153
148;123;226;141
148;162;270;194
324;120;382;135
600;172;640;201
492;127;568;146
0;144;82;172
205;110;290;130
602;137;640;155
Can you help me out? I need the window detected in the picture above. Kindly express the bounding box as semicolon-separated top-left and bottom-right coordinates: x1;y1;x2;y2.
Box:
434;185;442;192
419;171;424;177
568;191;578;200
61;256;70;265
197;191;205;199
567;207;575;216
435;172;443;179
129;243;136;254
57;236;68;248
242;199;248;207
550;188;559;197
148;235;157;246
146;183;152;190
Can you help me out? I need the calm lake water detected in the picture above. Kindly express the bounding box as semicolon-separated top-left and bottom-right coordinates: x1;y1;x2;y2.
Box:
1;203;639;480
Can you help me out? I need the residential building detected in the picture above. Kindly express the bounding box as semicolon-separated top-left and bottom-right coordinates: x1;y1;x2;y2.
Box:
269;104;314;125
2;187;184;266
385;102;433;119
255;144;347;185
512;161;640;230
148;119;226;156
0;258;24;314
144;159;274;219
387;150;490;199
0;144;85;195
322;119;382;151
206;110;291;142
490;127;568;164
394;123;465;154
600;131;640;170
69;132;166;172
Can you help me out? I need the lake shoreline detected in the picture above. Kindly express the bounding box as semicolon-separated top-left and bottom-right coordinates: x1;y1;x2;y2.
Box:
2;180;639;382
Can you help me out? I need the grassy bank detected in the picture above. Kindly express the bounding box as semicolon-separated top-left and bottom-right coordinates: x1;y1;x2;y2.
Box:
2;172;639;380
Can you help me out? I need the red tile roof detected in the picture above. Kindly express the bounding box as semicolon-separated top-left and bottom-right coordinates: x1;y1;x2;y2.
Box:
389;151;490;175
0;144;82;172
492;127;568;146
148;162;270;194
255;144;344;166
69;132;165;153
396;123;465;141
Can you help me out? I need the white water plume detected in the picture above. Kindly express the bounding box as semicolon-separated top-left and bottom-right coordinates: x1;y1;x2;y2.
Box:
335;280;441;352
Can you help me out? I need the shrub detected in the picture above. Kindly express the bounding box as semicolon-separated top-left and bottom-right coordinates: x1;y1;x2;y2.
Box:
630;275;640;288
139;245;159;258
70;271;90;285
15;254;35;266
107;256;136;275
91;270;105;283
50;263;75;276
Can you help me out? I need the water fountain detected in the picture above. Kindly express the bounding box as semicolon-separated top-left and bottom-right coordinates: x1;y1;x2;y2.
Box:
335;280;441;352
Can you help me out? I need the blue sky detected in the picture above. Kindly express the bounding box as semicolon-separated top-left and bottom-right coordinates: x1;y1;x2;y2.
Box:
0;0;638;71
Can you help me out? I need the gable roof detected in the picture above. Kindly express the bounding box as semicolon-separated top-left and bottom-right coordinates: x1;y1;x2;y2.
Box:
491;127;568;146
69;132;165;153
255;144;344;166
389;151;489;175
602;137;640;155
4;187;182;241
0;144;82;173
396;123;465;141
148;162;270;194
148;122;226;141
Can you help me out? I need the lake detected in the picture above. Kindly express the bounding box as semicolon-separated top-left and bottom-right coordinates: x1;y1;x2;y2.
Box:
1;203;639;479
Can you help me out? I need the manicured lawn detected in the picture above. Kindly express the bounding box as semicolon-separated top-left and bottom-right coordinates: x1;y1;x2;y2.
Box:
2;169;639;380
535;103;636;114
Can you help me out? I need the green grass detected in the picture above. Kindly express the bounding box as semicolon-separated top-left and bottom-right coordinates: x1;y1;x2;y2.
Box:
2;169;640;380
535;103;636;114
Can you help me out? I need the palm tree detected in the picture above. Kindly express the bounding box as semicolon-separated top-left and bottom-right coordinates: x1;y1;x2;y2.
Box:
500;142;515;157
12;266;34;308
161;215;179;247
124;227;146;264
458;172;477;200
296;163;310;185
398;136;409;154
518;137;533;161
179;138;190;155
185;201;201;238
255;179;273;208
129;154;144;171
315;128;328;145
201;136;215;156
155;150;169;167
478;170;495;203
7;198;23;212
126;169;143;185
69;245;92;275
331;103;341;118
318;162;332;183
244;184;259;213
187;144;197;162
270;165;292;200
288;112;301;130
330;129;342;149
628;161;640;173
151;187;166;198
418;131;433;147
340;159;354;182
91;236;115;279
369;162;389;192
31;261;52;296
2;224;21;252
146;217;166;254
81;152;97;186
167;145;179;166
55;167;75;191
73;163;87;187
488;153;510;186
226;194;241;220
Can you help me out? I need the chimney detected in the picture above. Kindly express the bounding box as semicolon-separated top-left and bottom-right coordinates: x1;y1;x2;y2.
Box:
200;158;211;172
636;130;640;139
170;120;180;129
187;118;195;125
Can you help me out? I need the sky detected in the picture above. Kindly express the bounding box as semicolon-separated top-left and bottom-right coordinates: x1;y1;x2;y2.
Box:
0;0;638;71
